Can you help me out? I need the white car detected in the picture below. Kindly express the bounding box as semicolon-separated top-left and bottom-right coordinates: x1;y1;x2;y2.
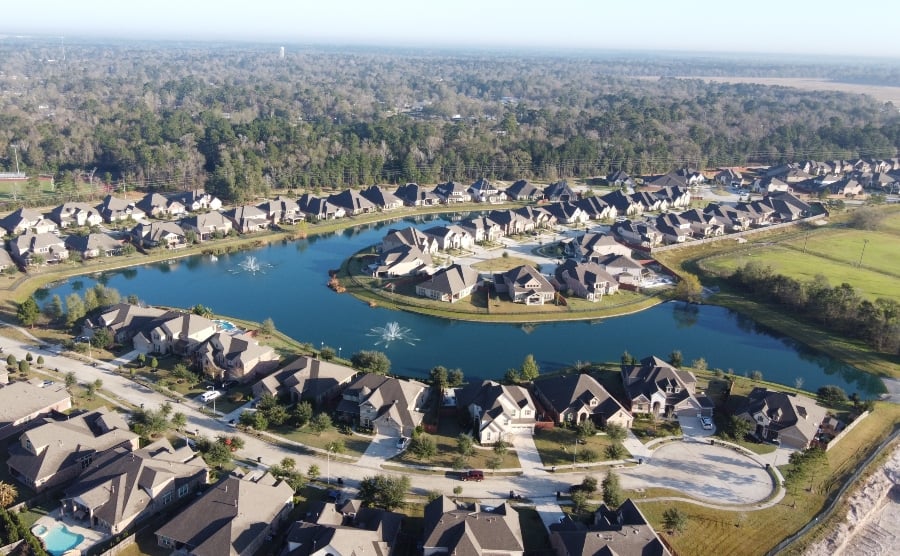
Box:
699;416;713;430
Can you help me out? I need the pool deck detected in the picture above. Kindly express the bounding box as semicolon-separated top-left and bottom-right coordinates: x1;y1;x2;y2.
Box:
35;512;108;555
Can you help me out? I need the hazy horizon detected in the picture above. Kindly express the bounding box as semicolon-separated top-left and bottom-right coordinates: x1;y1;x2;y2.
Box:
3;0;900;61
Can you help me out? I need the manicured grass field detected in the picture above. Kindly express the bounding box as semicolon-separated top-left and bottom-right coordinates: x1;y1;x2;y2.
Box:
782;229;900;275
702;245;900;302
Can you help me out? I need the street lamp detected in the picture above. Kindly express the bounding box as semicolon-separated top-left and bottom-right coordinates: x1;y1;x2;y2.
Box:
327;445;333;485
857;238;869;267
82;337;92;359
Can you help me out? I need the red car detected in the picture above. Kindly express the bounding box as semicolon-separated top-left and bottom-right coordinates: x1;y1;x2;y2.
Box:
460;470;484;482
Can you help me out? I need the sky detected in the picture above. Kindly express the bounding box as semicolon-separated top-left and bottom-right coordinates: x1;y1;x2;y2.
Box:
2;0;900;59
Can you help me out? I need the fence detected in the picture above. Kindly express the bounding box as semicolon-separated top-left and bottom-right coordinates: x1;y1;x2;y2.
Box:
647;214;827;255
825;410;870;452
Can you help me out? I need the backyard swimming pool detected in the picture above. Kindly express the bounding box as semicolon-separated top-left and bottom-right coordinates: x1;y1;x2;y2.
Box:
40;524;84;556
213;319;237;331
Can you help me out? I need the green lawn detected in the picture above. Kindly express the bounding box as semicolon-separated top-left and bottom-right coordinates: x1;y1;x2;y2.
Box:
273;425;371;458
782;229;900;275
702;245;900;302
472;255;539;272
531;426;617;466
394;419;520;470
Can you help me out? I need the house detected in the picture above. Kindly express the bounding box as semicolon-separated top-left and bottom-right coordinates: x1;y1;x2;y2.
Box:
763;191;812;222
703;203;751;232
630;191;667;212
298;194;346;220
7;408;139;492
136;193;187;218
227;205;269;233
196;332;280;383
543;180;577;203
415;263;480;303
335;374;429;437
555;260;619;302
516;205;557;229
131;221;188;249
253;356;357;406
0;381;71;439
645;172;690;189
155;471;294;556
468;178;505;203
621;356;705;418
715;168;745;188
612;220;663;249
423;225;474;251
381;227;437;254
60;438;208;535
543;202;589;226
373;245;434;277
533;374;632;428
549;499;670;556
736;388;828;450
132;312;217;356
328;189;377;216
752;176;790;194
97;195;146;223
564;232;631;262
258;196;303;224
596;253;645;287
828;178;865;197
64;233;123;259
181;211;233;240
49;202;104;229
460;216;504;243
575;196;617;221
680;208;726;238
87;303;169;346
360;185;404;210
494;265;555;305
505;179;544;201
601;190;643;216
655;185;692;209
655;212;692;244
606;170;636;189
488;209;534;235
282;502;403;556
394;183;440;207
456;380;536;443
675;168;705;185
172;190;222;212
423;496;524;556
0;207;46;235
433;181;472;203
10;232;69;265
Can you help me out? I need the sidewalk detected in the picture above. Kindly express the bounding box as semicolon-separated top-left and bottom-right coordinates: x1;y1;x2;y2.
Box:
622;430;652;460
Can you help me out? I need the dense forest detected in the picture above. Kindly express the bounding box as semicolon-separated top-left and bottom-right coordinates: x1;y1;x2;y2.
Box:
0;38;898;202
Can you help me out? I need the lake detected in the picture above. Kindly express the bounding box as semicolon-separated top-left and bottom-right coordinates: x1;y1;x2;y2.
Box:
41;216;885;396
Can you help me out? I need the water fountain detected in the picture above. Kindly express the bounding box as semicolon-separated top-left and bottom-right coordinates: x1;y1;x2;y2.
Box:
240;256;261;273
368;321;418;347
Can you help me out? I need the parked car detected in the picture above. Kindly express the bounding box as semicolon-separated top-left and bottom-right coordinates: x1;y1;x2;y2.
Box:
460;470;484;482
699;416;713;430
397;437;409;450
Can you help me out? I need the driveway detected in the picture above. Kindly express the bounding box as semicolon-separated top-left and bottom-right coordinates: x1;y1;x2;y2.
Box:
510;434;545;475
619;440;772;504
356;432;401;469
677;413;716;440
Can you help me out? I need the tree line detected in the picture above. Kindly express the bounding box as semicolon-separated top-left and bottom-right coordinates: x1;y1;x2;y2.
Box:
0;42;898;203
727;261;900;354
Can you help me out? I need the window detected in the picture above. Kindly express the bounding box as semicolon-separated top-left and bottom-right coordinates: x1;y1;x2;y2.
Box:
161;491;174;505
159;536;174;548
178;484;190;498
523;409;531;416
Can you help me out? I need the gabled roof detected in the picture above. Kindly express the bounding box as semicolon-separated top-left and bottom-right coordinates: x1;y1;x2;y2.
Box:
739;388;827;446
342;374;428;431
182;211;231;231
360;185;403;208
0;207;45;233
621;356;697;406
551;498;670;556
645;172;688;188
154;472;293;556
534;373;627;419
328;189;376;212
468;178;497;194
501;265;555;296
506;179;543;199
558;261;617;291
416;263;479;296
64;233;122;254
423;496;523;555
0;381;71;428
433;180;471;201
543;180;577;201
602;190;640;212
394;183;439;204
257;356;357;401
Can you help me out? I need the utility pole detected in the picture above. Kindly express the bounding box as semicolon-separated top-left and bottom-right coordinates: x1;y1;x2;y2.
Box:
857;238;869;267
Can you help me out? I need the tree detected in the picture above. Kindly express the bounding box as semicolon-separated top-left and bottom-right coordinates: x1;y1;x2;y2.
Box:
280;457;296;472
576;419;596;439
36;355;44;367
65;371;76;389
487;454;503;473
503;368;520;384
358;474;410;510
137;353;146;366
691;357;707;371
621;351;637;365
447;368;465;388
16;297;40;328
150;357;158;370
429;365;448;392
85;381;98;398
668;350;683;368
570;489;589;515
306;463;322;481
241;410;268;430
171;412;187;431
493;439;509;456
91;328;113;349
320;346;335;360
310;413;332;435
673;273;703;303
0;482;18;508
520;354;540;382
602;471;622;507
191;304;214;318
605;443;626;460
260;317;275;336
17;360;30;374
5;354;15;369
45;294;64;321
293;401;314;428
410;434;437;460
817;385;848;404
750;370;764;381
604;423;627;443
350;350;391;375
264;404;289;427
580;475;599;493
578;448;598;463
724;415;753;441
202;440;232;467
663;507;688;535
457;434;474;457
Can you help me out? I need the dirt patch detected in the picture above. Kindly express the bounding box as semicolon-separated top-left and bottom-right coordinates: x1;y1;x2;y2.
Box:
804;443;900;556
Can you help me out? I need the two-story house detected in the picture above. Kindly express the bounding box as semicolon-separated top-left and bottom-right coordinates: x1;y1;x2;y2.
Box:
456;380;536;443
195;332;279;383
494;265;555;305
335;374;429;437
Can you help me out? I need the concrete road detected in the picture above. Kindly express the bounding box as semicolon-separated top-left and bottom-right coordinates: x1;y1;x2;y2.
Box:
619;440;772;504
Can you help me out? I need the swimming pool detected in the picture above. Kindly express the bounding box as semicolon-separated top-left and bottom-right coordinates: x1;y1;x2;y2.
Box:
213;319;237;331
41;524;84;556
